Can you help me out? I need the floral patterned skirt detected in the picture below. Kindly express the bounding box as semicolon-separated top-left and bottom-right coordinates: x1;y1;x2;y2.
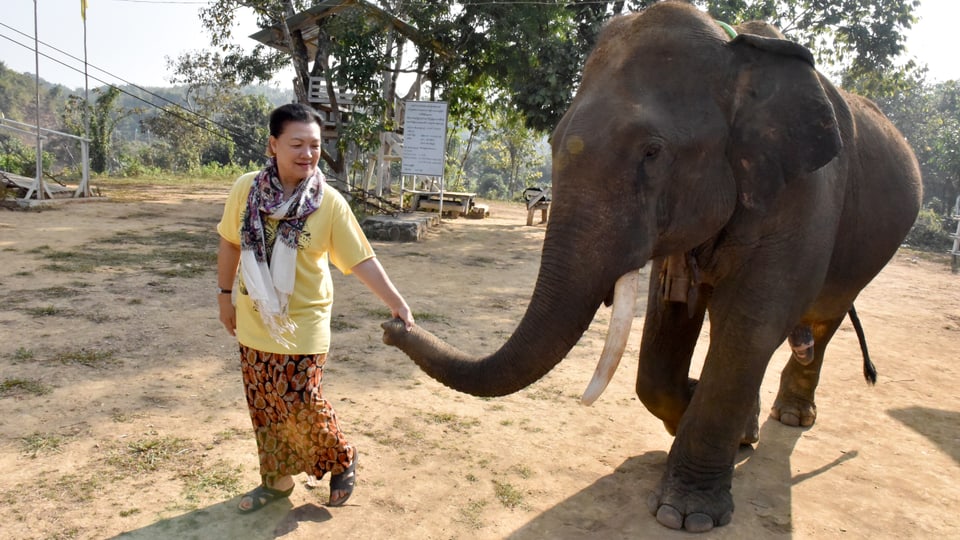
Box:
239;345;354;485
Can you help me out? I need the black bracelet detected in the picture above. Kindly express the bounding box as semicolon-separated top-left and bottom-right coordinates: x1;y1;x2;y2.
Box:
218;288;232;294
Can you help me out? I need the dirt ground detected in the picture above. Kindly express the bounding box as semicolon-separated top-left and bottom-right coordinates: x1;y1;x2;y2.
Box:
0;182;957;540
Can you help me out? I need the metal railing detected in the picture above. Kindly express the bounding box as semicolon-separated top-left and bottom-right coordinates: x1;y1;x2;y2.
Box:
0;114;93;199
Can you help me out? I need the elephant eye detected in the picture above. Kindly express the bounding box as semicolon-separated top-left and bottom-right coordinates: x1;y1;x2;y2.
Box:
644;143;661;160
637;140;671;186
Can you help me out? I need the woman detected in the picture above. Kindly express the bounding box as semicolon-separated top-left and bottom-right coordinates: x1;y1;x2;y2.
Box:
216;103;414;512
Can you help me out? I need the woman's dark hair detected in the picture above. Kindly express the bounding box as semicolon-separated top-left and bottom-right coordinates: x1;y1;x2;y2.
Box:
268;103;324;137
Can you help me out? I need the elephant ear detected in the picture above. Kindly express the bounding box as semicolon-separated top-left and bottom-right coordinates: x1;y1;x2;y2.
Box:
726;34;842;210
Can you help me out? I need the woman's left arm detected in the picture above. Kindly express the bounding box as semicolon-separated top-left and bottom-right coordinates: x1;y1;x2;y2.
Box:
351;257;415;330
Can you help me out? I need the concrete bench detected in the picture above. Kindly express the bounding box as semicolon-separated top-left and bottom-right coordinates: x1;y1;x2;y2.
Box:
416;198;467;217
409;190;477;218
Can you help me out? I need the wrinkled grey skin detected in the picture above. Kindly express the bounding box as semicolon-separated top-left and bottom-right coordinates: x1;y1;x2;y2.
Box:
382;1;922;533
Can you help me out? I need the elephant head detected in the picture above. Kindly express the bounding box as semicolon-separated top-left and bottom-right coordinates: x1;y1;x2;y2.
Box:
382;1;842;403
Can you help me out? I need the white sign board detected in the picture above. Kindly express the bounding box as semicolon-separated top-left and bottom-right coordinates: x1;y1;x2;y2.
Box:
401;101;448;177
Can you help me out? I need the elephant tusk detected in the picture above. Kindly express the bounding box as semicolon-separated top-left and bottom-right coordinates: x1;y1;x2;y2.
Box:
581;270;640;405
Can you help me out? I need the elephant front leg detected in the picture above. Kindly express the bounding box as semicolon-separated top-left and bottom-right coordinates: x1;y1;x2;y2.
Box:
647;276;790;532
771;316;843;427
635;259;707;435
647;355;766;532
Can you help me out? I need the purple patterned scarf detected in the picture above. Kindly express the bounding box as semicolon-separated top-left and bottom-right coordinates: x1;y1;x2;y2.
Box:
239;158;324;346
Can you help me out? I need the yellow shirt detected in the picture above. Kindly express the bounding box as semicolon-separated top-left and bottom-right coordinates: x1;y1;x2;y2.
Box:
217;171;375;354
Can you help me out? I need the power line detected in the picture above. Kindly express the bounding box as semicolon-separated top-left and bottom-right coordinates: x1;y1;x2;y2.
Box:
95;0;209;5
0;23;265;156
0;24;261;152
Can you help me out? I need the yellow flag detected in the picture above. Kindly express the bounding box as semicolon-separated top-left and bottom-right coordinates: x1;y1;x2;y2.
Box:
81;0;87;20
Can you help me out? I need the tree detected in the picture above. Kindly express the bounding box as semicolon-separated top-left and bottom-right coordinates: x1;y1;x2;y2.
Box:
176;0;416;178
466;109;546;199
444;0;920;131
220;93;274;166
172;1;920;188
700;0;921;97
864;61;959;235
141;105;216;172
62;86;131;174
140;90;272;172
925;82;960;210
896;80;960;211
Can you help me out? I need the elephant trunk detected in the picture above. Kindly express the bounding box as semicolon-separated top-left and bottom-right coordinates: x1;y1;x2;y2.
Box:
381;229;616;397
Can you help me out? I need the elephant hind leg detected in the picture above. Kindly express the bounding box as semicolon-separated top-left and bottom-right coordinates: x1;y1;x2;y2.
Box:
771;316;844;427
787;324;815;365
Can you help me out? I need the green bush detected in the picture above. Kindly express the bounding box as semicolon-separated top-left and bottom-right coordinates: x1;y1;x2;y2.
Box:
0;135;54;177
905;208;953;252
117;157;163;178
192;162;249;179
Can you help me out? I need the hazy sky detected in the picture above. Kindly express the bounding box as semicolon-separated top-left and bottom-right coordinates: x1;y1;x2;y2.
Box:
1;0;957;92
1;0;269;90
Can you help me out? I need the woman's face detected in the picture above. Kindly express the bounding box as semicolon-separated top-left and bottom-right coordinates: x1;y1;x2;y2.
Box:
268;120;322;183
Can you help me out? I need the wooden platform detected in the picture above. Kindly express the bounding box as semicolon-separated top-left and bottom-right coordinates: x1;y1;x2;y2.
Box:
1;171;75;200
523;186;550;226
526;200;550;226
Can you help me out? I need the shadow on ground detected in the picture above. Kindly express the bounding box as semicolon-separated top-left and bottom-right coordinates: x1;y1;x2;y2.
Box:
888;406;960;466
505;416;861;539
112;499;331;540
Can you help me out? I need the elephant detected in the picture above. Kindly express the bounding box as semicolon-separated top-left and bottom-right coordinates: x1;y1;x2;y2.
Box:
382;0;922;533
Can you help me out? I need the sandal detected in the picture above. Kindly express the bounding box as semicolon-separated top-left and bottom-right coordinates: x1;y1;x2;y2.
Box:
327;451;358;507
237;483;294;514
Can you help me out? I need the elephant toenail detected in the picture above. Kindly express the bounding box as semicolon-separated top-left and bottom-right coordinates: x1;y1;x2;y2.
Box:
656;505;684;530
780;412;800;426
684;512;715;532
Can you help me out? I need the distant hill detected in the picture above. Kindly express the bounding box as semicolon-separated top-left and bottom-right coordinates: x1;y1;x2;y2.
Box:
0;62;72;127
0;61;294;140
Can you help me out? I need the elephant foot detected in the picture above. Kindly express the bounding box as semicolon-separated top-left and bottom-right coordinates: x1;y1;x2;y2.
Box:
770;395;817;427
646;478;733;532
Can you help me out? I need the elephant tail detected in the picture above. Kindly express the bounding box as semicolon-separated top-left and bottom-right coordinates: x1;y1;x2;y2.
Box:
847;305;878;385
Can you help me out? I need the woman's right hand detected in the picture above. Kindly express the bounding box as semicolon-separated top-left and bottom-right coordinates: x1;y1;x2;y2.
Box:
218;294;237;336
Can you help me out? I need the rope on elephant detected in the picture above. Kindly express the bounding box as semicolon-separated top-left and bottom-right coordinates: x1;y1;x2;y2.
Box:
716;20;738;39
